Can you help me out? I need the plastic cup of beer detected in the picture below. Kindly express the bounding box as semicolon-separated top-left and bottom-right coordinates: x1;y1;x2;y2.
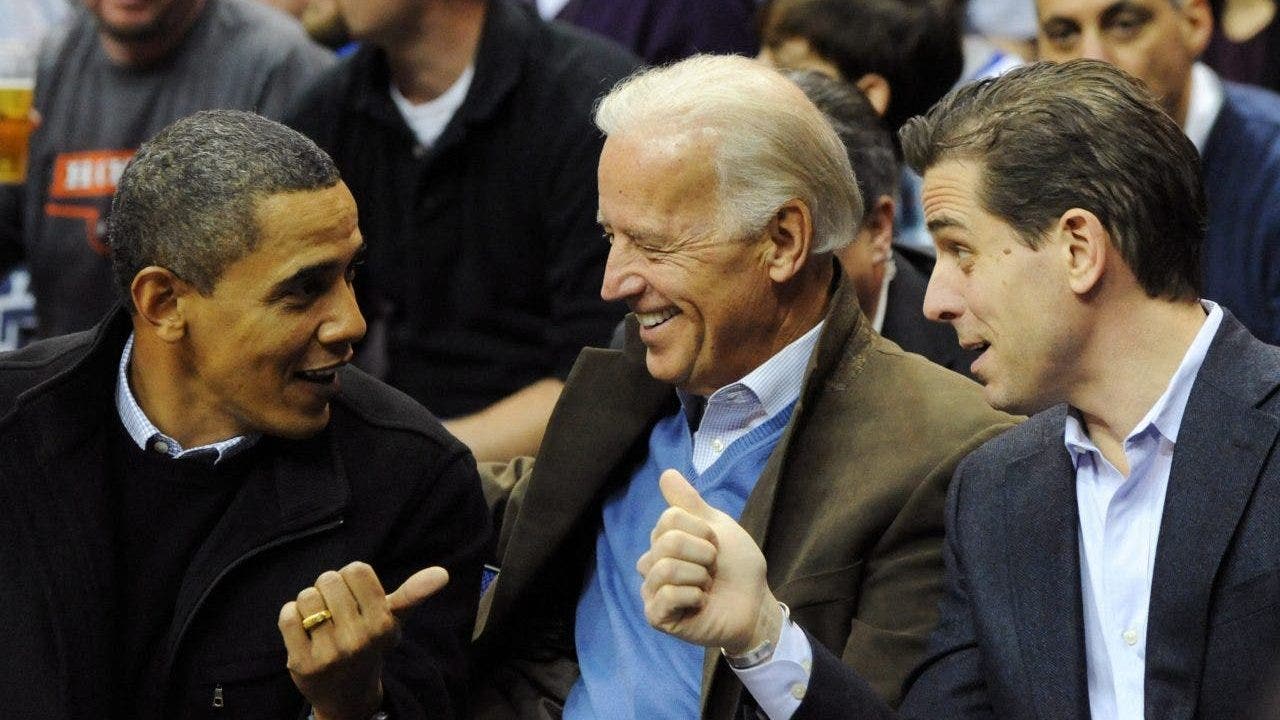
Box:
0;40;37;185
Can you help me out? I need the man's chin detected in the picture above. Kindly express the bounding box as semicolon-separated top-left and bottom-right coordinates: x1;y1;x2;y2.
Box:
265;406;332;440
97;19;165;44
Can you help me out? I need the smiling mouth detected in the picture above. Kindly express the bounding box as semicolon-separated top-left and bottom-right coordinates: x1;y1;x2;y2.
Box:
636;308;680;329
294;364;343;384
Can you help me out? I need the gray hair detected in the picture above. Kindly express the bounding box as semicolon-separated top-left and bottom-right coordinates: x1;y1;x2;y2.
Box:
900;60;1204;300
108;109;341;305
784;69;898;222
594;54;863;254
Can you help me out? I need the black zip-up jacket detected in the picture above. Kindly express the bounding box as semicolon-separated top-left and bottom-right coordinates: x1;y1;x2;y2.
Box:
0;310;489;719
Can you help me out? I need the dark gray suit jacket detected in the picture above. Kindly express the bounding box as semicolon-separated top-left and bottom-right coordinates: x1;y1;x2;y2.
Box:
796;310;1280;720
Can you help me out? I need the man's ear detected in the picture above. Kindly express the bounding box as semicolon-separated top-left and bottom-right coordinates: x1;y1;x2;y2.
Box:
1179;0;1214;56
854;72;891;117
865;195;896;265
763;198;814;283
1056;208;1109;296
130;266;192;342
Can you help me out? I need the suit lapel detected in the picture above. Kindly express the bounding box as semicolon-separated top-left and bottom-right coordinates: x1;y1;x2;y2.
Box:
1144;315;1280;720
701;271;869;718
1003;406;1091;720
483;340;674;634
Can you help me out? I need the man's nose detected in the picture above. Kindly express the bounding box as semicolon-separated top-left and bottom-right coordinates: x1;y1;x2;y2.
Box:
923;264;963;323
1077;33;1115;64
320;280;368;347
600;241;645;302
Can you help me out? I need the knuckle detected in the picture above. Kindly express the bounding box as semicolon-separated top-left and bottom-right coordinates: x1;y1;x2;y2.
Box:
342;560;374;579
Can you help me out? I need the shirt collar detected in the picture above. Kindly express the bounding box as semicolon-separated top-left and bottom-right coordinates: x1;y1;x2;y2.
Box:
871;254;897;334
1184;62;1226;153
679;320;825;420
116;334;259;464
1064;300;1224;461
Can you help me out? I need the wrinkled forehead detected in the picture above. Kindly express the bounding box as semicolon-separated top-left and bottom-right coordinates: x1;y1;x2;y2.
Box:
1035;0;1177;22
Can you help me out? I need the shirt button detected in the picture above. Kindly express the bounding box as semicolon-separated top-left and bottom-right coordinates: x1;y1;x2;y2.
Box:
153;440;170;454
711;438;724;453
1122;629;1138;646
790;684;807;700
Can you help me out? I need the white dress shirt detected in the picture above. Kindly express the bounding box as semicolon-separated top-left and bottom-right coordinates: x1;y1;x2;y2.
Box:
739;301;1222;720
1184;62;1226;153
1069;300;1222;720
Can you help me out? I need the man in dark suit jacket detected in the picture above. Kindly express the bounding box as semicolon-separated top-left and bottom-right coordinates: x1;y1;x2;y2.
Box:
470;55;1016;720
1037;0;1280;344
639;60;1280;719
0;110;489;720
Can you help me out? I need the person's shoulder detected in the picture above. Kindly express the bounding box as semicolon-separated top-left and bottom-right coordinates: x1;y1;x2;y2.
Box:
0;330;98;419
954;404;1063;475
208;0;334;66
330;364;464;454
1216;81;1280;155
861;336;1017;433
496;0;639;91
1223;80;1280;124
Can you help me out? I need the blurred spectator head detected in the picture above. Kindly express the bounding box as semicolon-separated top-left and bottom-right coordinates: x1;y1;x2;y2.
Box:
1036;0;1214;123
85;0;207;44
758;0;965;132
786;69;898;316
901;59;1205;301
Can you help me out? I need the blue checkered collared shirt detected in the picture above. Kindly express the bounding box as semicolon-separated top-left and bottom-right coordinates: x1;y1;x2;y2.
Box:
115;334;259;464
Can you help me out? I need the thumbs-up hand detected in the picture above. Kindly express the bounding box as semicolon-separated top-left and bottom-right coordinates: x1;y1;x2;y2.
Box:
278;562;450;720
636;469;784;655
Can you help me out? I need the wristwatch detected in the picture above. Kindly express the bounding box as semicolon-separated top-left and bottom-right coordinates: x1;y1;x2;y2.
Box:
721;602;791;670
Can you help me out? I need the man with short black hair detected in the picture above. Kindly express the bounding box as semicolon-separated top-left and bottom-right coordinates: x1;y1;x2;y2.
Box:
638;59;1280;720
0;109;487;720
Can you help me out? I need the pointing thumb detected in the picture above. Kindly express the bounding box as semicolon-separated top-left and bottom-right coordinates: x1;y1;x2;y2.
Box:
387;566;450;617
659;469;713;519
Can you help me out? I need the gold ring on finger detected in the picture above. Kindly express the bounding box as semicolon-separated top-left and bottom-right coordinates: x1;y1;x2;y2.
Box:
301;609;332;632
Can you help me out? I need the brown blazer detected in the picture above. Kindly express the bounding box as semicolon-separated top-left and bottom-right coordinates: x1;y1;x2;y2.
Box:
470;276;1018;719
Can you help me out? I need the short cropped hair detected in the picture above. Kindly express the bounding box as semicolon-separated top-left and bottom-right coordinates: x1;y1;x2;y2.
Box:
785;69;898;223
899;59;1204;301
595;54;863;254
109;109;341;305
760;0;964;134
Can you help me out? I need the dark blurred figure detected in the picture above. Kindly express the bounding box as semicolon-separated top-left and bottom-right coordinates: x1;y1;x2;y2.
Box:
288;0;637;461
757;0;967;250
758;0;964;138
1038;0;1280;344
529;0;758;64
788;69;978;378
1204;0;1280;93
